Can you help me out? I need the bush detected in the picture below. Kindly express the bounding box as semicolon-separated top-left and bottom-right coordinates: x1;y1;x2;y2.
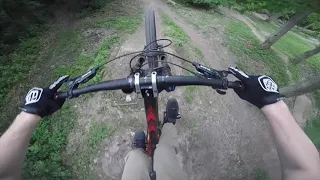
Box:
0;38;41;112
90;0;112;9
0;0;111;57
23;106;75;179
299;13;320;32
0;0;49;56
180;0;223;7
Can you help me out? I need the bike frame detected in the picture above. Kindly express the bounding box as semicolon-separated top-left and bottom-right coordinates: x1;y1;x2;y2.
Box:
142;41;165;179
142;75;162;180
144;96;159;157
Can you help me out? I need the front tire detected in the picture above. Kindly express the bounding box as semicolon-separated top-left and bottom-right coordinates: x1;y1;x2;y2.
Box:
145;9;158;69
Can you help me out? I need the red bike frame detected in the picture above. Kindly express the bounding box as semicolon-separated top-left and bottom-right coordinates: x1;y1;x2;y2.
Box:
144;97;159;157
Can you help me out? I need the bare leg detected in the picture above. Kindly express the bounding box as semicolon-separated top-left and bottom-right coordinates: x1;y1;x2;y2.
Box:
154;123;188;180
121;149;151;180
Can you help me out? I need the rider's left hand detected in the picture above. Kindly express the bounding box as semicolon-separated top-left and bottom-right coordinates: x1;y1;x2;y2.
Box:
21;75;69;117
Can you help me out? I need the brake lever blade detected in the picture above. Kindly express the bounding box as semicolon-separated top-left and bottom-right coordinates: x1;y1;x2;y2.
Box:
62;67;100;99
75;67;100;84
193;63;229;79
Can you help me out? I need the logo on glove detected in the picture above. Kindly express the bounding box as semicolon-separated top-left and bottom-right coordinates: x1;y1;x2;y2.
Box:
25;88;43;105
258;75;278;93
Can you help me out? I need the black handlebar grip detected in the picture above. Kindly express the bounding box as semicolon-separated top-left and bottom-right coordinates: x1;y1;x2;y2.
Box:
228;81;245;91
55;92;67;99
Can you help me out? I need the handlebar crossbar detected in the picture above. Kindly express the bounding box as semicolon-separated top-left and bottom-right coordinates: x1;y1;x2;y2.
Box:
56;76;242;99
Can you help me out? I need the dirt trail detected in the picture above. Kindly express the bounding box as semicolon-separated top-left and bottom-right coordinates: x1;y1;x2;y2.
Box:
64;0;185;178
219;7;266;43
67;0;282;179
152;1;281;179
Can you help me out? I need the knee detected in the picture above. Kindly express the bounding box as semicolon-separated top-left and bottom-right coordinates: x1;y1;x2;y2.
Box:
155;145;177;157
125;149;149;162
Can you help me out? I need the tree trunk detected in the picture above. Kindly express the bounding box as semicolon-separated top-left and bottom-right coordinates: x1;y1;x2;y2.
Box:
294;46;320;64
260;10;313;49
266;13;281;22
280;75;320;97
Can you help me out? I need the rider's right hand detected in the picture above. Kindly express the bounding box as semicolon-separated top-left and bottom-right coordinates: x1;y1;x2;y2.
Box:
228;67;282;109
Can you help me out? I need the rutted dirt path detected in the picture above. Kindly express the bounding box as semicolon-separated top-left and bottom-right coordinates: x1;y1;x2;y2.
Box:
152;1;281;179
68;0;282;179
219;7;266;42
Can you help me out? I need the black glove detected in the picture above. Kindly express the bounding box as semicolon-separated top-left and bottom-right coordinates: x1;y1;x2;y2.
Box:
229;67;282;108
21;75;69;117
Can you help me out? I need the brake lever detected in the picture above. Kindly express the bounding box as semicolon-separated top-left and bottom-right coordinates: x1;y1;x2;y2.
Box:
192;62;229;79
193;63;235;95
65;67;100;98
75;67;100;84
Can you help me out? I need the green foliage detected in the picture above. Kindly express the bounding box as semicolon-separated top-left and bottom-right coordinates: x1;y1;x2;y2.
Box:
272;32;320;73
176;0;235;7
248;15;320;75
161;13;190;46
0;38;41;110
191;0;232;6
20;8;141;178
307;13;320;31
96;16;141;34
194;47;204;58
56;35;120;80
161;12;200;69
0;0;112;57
0;28;83;132
300;13;320;32
22;35;120;179
0;0;116;113
23;105;75;179
89;123;114;148
314;90;320;108
250;17;278;33
305;117;320;149
226;21;297;86
161;12;202;102
251;168;269;180
90;0;111;9
274;33;316;57
0;0;50;56
184;86;197;102
21;26;120;180
20;29;83;179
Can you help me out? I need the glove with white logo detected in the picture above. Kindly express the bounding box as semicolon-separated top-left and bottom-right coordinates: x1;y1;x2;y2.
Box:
229;67;282;108
21;75;69;117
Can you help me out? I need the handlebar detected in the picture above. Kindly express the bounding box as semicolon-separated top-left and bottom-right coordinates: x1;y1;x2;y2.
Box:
56;76;242;99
